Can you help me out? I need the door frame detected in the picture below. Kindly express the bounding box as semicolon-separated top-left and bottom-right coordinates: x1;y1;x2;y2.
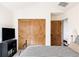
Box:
18;19;46;49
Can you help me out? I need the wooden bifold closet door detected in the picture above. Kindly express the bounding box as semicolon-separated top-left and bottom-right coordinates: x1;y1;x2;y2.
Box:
18;19;45;49
51;21;62;46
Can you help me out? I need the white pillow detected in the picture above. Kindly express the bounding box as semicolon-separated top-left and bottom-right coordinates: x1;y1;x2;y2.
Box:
75;35;79;44
68;42;79;53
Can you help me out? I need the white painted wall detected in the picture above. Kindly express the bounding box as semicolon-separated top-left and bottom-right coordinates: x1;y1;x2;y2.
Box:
13;4;63;46
64;4;79;44
0;5;14;43
1;2;79;47
1;2;78;46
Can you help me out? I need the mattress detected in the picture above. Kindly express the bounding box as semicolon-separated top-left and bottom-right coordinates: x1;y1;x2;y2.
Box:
19;45;79;57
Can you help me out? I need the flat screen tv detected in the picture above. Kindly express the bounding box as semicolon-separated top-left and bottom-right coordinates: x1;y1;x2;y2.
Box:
2;28;15;41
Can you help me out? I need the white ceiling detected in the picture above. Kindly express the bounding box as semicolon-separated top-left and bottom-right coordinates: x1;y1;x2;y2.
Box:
0;2;78;13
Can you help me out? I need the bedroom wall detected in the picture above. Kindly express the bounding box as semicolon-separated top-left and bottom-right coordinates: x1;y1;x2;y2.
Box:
13;4;63;46
63;4;79;44
0;5;14;43
0;2;79;47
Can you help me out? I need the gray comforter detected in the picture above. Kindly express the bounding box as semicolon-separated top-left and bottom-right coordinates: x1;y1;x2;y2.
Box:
20;45;79;57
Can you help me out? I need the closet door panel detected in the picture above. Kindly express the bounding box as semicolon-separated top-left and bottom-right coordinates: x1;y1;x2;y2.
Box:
18;19;45;49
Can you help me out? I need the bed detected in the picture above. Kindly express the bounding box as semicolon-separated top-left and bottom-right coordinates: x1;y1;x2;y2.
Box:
19;45;79;57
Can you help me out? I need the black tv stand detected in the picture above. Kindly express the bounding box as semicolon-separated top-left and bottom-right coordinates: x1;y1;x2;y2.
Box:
0;40;17;57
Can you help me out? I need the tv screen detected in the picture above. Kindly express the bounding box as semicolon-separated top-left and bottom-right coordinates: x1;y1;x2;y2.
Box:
2;28;15;41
